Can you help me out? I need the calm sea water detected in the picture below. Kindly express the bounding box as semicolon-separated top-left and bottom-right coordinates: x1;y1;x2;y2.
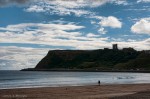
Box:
0;70;150;89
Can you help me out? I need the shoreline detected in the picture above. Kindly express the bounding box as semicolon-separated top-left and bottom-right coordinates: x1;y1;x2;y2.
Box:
21;68;150;73
1;83;150;99
1;83;150;90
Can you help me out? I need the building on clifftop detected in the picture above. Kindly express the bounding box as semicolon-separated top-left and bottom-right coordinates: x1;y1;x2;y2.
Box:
112;44;118;50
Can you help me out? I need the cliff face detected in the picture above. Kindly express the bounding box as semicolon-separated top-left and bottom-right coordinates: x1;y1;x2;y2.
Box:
35;49;150;70
115;53;150;70
35;50;87;69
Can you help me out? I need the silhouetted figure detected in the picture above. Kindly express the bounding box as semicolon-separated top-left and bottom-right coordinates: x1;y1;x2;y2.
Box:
98;80;101;86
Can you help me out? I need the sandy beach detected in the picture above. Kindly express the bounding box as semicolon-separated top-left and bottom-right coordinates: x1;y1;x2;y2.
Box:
0;84;150;99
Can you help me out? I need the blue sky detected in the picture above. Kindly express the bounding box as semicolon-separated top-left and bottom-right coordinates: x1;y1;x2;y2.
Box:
0;0;150;70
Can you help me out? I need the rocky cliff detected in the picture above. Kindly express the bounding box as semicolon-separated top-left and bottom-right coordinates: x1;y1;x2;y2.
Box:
35;49;150;70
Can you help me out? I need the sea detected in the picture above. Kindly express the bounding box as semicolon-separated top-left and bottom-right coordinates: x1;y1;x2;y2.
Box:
0;70;150;89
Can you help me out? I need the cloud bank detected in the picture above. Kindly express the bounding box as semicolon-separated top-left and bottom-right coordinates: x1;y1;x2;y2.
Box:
0;21;149;50
99;16;122;28
131;18;150;35
24;0;128;16
137;0;150;3
0;22;110;49
0;46;49;70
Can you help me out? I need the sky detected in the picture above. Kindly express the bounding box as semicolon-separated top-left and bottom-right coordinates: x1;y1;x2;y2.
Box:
0;0;150;70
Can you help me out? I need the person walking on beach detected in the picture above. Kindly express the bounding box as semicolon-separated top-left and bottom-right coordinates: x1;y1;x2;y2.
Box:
98;80;101;86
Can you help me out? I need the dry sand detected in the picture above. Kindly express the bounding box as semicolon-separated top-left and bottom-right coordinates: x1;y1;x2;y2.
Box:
0;84;150;99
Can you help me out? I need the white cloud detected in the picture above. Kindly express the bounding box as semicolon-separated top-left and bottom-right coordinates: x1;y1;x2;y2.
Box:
0;22;149;51
0;22;110;49
0;0;128;8
0;23;84;32
86;33;99;37
131;18;150;35
26;3;91;16
24;0;128;16
90;20;97;24
25;5;45;12
111;0;128;5
25;1;94;16
90;16;122;34
99;16;122;28
98;27;107;34
50;0;108;8
137;0;150;3
0;46;49;70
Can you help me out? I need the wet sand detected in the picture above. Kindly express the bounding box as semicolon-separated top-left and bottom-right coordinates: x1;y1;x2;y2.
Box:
0;84;150;99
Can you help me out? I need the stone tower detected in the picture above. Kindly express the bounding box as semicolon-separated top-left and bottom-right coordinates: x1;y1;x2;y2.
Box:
113;44;118;50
